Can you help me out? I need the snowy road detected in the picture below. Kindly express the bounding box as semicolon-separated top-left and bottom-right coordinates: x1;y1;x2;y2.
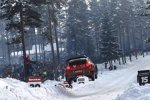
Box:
58;55;150;100
1;55;150;100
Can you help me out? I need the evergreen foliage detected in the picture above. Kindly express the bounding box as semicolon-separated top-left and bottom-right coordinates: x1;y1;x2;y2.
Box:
0;0;42;32
0;0;149;71
100;16;120;63
66;0;95;58
0;0;43;79
89;0;101;59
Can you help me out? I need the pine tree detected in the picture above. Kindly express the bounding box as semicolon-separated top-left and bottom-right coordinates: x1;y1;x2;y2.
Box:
100;16;120;68
89;0;101;61
66;0;94;58
0;0;42;80
107;0;123;64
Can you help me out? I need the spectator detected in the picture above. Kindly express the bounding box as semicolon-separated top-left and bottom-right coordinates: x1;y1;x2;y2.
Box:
114;65;117;70
109;65;113;71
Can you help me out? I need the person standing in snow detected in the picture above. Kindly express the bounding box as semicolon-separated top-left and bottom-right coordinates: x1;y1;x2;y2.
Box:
25;55;36;76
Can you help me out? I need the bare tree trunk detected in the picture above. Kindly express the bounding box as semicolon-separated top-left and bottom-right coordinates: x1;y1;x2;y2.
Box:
126;27;132;61
51;4;60;65
132;22;138;59
5;32;11;65
47;4;56;67
118;26;122;65
34;28;38;61
120;26;126;64
41;35;45;62
54;25;60;65
118;58;121;65
20;2;28;80
140;28;144;57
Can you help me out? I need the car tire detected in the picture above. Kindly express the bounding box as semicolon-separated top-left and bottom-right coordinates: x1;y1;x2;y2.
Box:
95;74;98;79
74;79;77;82
91;75;95;81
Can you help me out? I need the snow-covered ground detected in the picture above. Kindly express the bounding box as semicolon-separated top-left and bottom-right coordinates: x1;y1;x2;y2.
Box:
1;55;150;100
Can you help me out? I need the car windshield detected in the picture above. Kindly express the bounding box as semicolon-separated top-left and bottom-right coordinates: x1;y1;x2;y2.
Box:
68;58;87;66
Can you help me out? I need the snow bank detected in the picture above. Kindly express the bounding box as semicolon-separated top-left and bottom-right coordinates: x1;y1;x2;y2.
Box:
1;55;150;100
0;78;66;100
115;84;150;100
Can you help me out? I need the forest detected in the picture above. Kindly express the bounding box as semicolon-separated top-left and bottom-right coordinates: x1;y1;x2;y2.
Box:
0;0;150;79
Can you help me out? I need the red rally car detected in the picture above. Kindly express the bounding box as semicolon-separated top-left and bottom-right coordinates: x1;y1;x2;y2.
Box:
65;56;98;84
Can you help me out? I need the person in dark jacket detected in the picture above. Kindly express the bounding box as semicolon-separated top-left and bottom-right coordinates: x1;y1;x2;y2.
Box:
25;55;36;76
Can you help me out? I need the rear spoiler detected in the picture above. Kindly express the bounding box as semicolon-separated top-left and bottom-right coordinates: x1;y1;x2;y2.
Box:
66;56;87;62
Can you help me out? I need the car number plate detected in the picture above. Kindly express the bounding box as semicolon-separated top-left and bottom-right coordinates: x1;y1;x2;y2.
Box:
78;78;85;82
75;70;82;73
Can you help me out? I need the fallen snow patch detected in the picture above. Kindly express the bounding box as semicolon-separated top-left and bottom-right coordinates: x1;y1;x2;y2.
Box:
115;84;150;100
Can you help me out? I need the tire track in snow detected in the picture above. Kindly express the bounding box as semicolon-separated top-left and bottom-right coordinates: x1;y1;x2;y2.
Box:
61;56;150;99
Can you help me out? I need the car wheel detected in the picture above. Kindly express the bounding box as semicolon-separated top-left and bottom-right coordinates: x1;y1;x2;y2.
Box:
74;78;77;82
95;74;98;79
91;75;95;81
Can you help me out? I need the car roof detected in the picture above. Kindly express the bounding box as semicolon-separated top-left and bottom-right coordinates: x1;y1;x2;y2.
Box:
68;58;87;63
66;56;88;62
